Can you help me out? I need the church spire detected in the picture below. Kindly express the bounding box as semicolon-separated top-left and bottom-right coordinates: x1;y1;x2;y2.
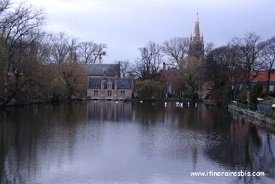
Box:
194;12;200;38
189;12;204;60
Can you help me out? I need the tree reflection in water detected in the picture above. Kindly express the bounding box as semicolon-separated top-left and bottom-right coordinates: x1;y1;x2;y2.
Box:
204;113;275;183
0;103;88;184
0;102;274;184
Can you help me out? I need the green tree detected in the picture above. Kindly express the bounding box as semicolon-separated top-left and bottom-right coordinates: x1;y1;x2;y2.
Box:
204;45;243;102
58;61;88;100
135;80;164;100
251;83;266;106
0;1;44;107
179;56;202;97
232;33;264;107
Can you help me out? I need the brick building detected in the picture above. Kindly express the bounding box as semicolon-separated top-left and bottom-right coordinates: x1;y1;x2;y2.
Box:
86;64;134;100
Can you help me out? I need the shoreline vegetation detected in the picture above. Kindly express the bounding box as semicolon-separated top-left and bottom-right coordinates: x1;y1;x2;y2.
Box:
0;96;201;107
0;0;275;122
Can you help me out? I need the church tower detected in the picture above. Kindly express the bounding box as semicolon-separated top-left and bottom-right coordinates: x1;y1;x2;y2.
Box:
189;13;204;60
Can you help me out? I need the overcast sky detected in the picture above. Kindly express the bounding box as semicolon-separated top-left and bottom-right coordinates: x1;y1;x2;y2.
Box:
13;0;275;63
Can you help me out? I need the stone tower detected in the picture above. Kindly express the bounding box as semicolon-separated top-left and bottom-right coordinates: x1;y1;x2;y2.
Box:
189;13;204;60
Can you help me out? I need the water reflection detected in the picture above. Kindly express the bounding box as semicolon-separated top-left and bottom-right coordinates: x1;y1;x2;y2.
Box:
0;103;88;184
205;112;275;183
88;101;132;121
0;101;274;184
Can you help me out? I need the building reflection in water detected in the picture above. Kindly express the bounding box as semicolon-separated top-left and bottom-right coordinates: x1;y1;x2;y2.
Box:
0;102;274;184
87;101;133;122
95;101;275;182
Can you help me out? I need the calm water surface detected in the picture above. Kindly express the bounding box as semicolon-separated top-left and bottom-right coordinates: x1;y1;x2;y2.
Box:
0;101;275;184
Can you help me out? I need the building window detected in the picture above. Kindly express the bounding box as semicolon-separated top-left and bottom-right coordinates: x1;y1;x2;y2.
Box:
107;90;112;97
108;80;112;89
94;90;98;96
121;90;125;97
101;80;105;89
269;85;274;92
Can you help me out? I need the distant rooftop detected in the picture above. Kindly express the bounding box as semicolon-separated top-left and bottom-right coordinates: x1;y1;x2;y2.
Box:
86;64;120;77
253;70;275;82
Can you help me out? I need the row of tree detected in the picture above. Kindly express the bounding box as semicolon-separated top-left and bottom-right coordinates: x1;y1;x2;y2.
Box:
117;38;204;100
205;33;275;105
1;0;274;106
0;0;107;107
127;33;275;103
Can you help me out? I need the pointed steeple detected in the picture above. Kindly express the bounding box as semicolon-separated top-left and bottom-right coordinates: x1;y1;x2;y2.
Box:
189;12;204;60
194;12;200;38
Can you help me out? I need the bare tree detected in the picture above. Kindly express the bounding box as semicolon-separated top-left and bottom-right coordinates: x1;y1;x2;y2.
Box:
35;33;52;64
48;33;91;100
0;0;9;15
0;4;44;60
77;41;106;64
162;37;189;67
116;59;131;77
204;45;243;100
231;33;264;106
0;1;107;105
0;2;44;107
134;42;163;80
204;42;215;56
259;36;275;91
50;32;70;64
67;37;78;62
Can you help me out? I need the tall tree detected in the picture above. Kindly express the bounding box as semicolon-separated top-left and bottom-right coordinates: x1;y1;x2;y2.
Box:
67;37;78;62
35;33;52;64
116;59;131;78
49;33;89;100
204;45;243;101
0;2;44;106
259;36;275;91
50;32;70;64
135;80;164;100
134;42;163;80
180;56;202;97
77;41;106;64
204;42;215;56
0;0;9;15
58;60;88;100
231;33;264;106
162;37;189;67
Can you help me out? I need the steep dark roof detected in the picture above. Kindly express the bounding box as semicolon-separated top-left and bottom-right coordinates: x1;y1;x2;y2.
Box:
86;64;120;77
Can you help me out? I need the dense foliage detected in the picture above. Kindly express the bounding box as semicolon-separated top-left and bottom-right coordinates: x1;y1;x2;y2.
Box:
0;0;105;107
1;0;275;106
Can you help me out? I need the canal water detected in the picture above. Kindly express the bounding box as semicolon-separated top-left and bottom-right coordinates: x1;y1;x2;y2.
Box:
0;101;274;184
